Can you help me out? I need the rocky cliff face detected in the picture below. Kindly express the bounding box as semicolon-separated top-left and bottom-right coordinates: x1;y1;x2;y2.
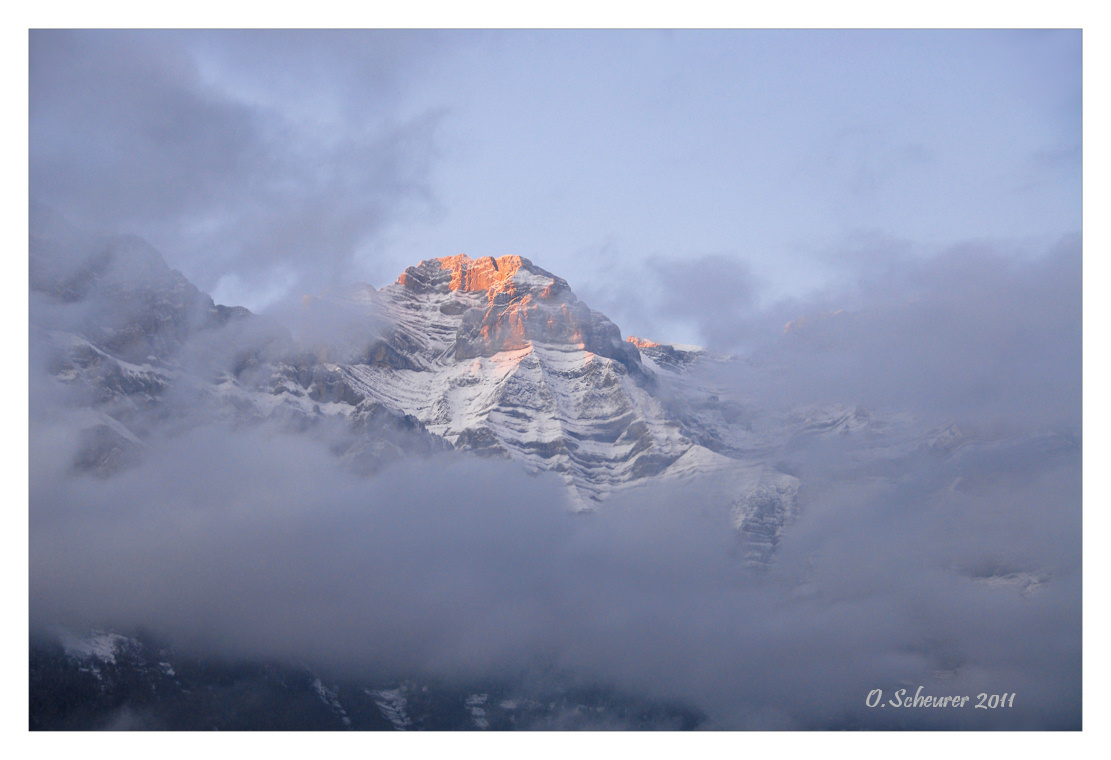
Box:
397;255;642;370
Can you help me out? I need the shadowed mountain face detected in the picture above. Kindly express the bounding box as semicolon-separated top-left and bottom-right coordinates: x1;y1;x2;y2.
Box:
30;203;256;366
29;629;704;731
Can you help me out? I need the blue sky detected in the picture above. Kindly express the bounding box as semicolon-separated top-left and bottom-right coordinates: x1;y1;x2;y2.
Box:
29;29;1081;345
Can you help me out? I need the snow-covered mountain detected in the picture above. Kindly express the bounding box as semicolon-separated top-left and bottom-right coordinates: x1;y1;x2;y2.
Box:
31;215;800;552
34;213;1080;572
270;254;797;520
29;211;1080;732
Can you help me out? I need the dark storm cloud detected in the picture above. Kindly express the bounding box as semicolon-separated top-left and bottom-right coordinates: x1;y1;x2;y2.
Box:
30;30;453;304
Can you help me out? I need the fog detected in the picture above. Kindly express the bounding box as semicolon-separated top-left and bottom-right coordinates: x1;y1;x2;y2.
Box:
30;30;454;309
28;222;1080;729
28;420;1081;729
26;27;1082;732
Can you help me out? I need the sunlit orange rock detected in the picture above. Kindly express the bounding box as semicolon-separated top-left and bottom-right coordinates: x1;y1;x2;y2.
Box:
435;254;527;300
393;254;646;378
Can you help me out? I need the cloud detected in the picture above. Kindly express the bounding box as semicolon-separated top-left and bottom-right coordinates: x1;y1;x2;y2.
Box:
25;29;1082;730
27;202;1080;728
30;30;452;308
28;417;1080;729
739;234;1082;432
585;232;1080;438
568;244;760;349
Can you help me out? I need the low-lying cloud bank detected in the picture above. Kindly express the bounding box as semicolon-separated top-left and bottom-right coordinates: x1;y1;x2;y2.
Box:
29;423;1080;729
28;230;1081;729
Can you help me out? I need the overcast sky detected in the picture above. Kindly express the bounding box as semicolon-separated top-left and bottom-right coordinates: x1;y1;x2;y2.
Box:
29;29;1081;345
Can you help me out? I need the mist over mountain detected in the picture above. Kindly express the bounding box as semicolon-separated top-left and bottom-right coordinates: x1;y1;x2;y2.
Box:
28;209;1080;730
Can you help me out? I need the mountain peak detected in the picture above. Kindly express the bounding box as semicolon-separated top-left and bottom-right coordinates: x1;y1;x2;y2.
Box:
395;254;569;304
435;253;526;292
